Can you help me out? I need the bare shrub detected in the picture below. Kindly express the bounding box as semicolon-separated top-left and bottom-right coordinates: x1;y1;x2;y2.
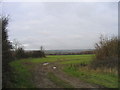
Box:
95;35;118;60
91;35;118;70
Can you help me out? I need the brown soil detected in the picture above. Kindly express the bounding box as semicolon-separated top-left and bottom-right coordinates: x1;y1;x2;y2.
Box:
30;61;102;88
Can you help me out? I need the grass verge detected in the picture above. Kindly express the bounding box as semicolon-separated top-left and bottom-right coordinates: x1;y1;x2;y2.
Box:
10;60;35;88
63;65;118;88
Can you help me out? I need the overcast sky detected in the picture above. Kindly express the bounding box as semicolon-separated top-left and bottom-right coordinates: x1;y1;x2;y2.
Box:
2;2;118;50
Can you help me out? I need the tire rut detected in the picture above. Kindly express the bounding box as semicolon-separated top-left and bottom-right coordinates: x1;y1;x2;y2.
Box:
32;62;101;88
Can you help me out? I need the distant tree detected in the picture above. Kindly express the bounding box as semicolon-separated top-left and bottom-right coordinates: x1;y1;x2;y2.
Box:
1;16;14;88
40;46;46;57
12;39;22;51
15;47;26;59
11;39;27;59
40;46;43;51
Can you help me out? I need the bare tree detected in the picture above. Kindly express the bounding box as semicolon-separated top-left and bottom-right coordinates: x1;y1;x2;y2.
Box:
12;39;23;51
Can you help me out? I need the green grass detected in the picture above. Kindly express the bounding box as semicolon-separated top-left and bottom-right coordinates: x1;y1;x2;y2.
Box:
63;65;118;88
10;54;118;88
11;55;94;64
47;72;74;88
9;55;94;88
60;54;94;64
10;60;35;88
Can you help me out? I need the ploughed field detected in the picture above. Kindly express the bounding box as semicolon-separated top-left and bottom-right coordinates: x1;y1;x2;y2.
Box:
10;55;118;88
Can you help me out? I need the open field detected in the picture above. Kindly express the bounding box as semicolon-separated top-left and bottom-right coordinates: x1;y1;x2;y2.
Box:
10;54;118;88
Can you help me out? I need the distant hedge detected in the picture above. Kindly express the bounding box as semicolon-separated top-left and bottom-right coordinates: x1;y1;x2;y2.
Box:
12;49;46;59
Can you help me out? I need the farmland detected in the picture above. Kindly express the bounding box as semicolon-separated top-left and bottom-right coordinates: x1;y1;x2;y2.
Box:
10;54;118;88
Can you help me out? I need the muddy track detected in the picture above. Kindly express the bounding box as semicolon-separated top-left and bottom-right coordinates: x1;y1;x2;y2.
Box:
31;62;101;88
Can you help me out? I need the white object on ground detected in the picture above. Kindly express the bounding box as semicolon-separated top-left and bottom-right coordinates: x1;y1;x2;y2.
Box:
43;62;49;66
53;66;56;69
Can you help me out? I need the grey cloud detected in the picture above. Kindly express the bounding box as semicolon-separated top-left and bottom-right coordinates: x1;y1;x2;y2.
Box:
3;2;118;50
